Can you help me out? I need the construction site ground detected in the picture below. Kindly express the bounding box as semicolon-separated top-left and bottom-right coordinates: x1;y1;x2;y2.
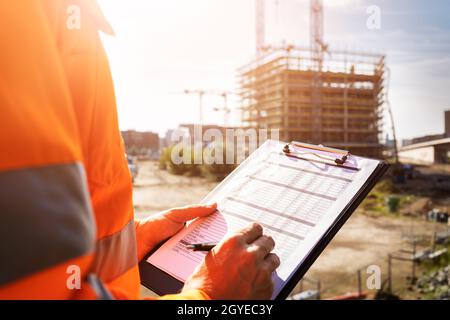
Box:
134;161;450;299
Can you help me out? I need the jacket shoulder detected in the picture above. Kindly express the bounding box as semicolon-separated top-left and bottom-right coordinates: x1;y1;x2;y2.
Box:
41;0;115;36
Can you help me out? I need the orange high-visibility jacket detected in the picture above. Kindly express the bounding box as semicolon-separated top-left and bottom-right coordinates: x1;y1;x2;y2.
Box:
0;0;207;300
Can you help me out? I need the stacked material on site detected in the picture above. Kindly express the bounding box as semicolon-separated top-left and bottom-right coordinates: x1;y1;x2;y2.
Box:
416;265;450;299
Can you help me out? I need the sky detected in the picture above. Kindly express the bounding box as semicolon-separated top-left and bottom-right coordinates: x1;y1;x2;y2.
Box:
97;0;450;140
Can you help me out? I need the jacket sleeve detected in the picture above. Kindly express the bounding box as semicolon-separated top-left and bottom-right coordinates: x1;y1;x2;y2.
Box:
0;1;102;299
157;290;211;300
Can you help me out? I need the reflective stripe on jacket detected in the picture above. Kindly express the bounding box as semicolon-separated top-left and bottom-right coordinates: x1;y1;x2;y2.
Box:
0;0;207;300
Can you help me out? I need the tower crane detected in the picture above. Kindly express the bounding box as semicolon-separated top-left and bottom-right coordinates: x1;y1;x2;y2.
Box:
183;89;234;126
255;0;265;54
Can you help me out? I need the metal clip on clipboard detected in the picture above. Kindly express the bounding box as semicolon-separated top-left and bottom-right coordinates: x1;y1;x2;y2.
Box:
282;141;359;171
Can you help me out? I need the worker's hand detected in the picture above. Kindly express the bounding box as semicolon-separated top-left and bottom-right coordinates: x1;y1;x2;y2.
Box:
182;223;280;300
135;203;217;261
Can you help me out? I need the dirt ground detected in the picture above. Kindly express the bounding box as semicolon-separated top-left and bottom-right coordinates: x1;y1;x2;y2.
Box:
133;162;217;218
134;161;449;299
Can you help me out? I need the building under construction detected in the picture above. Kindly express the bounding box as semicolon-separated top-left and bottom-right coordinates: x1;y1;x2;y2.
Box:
238;46;385;158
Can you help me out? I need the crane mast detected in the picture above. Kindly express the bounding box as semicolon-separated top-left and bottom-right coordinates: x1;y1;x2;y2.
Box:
255;0;265;54
310;0;324;143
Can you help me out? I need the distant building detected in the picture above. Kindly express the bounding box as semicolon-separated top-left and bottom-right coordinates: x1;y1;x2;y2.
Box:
384;134;395;148
121;130;159;155
398;110;450;165
161;128;189;148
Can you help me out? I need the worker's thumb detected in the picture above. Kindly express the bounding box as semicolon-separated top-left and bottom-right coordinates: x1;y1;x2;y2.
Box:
164;203;217;223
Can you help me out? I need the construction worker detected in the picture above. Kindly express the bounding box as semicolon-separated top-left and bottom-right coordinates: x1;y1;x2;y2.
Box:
0;1;280;299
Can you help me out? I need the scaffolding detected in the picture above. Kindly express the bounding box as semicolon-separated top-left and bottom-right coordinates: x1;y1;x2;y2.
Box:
238;46;385;158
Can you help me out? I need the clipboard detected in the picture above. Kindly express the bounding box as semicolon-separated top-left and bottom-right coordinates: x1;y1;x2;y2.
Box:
276;144;388;299
139;140;389;300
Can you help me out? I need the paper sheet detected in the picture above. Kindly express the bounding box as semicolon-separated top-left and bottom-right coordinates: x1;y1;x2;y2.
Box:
147;140;380;297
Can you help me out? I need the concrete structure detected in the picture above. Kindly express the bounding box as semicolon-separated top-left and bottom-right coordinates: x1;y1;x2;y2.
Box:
398;110;450;165
238;47;385;158
408;133;446;146
402;110;450;147
399;137;450;165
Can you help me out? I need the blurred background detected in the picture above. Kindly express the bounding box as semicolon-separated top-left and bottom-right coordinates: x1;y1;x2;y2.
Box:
98;0;450;300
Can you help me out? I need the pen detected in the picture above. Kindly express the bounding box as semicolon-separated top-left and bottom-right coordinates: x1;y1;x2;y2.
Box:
185;241;218;252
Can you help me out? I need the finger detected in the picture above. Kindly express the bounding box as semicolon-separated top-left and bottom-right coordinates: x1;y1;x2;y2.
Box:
238;222;263;244
263;253;281;271
164;203;217;223
248;235;275;259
